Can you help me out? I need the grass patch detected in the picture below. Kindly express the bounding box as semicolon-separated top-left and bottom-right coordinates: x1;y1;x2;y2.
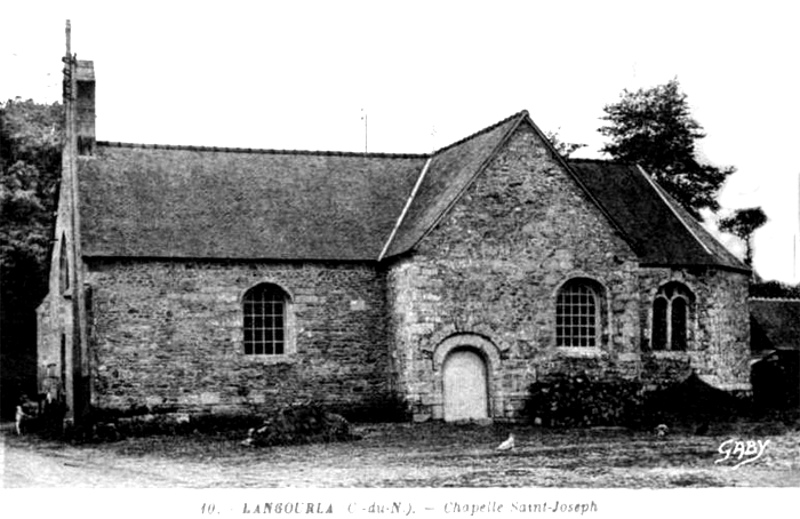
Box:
6;419;799;487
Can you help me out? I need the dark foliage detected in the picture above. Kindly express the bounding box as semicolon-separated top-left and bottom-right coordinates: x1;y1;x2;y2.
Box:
63;408;265;444
751;350;800;413
719;207;767;266
58;402;362;445
36;393;407;444
0;99;62;295
526;371;752;429
750;280;800;298
638;372;748;426
331;393;410;423
599;79;734;218
243;404;357;447
525;372;646;427
1;99;63;418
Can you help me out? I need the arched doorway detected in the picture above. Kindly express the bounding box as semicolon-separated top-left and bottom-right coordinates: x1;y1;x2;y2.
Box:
443;348;489;421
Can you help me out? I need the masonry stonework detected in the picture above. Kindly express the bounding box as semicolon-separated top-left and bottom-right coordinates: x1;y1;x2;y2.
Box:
388;125;643;421
84;260;393;416
36;154;84;419
638;267;750;390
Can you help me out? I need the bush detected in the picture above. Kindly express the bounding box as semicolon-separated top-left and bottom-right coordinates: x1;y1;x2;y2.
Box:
56;399;375;444
752;351;800;413
639;372;749;425
525;371;755;429
525;372;645;427
60;406;267;443
331;394;410;423
242;404;357;447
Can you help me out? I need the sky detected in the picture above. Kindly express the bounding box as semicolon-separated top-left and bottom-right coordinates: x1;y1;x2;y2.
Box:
2;0;799;283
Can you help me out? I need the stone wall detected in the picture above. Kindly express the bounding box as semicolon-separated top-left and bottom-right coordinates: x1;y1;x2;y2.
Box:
36;243;77;406
387;123;643;421
36;163;81;419
36;294;59;400
84;259;394;417
638;267;751;391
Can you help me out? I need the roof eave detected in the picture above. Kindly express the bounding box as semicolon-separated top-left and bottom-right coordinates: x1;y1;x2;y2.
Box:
81;253;382;264
639;261;751;275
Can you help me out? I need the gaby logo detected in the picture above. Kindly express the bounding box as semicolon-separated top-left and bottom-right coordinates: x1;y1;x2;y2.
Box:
715;438;770;469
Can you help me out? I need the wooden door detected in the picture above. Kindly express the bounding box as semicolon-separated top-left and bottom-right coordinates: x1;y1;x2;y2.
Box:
443;349;488;421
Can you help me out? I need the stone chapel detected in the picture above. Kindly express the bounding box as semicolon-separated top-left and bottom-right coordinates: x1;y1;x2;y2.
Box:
37;54;752;425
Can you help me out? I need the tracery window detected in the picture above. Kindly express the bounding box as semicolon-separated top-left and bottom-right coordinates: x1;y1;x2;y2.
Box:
652;282;694;351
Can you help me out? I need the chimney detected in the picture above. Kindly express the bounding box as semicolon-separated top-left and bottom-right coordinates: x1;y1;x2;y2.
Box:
75;60;95;155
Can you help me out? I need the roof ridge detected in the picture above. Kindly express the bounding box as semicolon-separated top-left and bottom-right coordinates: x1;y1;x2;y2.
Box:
96;141;428;159
750;297;800;302
431;110;529;156
98;111;532;159
568;157;635;165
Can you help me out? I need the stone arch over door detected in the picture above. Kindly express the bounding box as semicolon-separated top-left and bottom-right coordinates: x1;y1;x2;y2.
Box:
432;334;502;421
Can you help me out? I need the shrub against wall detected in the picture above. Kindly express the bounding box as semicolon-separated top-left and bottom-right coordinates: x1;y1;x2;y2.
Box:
525;371;752;428
643;372;748;423
61;403;360;444
242;404;356;447
751;351;800;413
525;372;645;427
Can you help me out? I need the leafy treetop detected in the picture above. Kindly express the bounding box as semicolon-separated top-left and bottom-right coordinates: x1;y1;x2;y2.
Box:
599;79;734;218
719;207;768;267
0;98;63;307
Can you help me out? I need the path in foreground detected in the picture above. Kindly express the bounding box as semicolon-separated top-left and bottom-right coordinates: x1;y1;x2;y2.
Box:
2;422;799;487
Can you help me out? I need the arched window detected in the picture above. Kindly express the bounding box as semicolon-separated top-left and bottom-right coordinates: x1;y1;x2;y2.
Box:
652;282;693;351
652;298;668;349
59;237;70;295
556;279;602;347
243;283;289;355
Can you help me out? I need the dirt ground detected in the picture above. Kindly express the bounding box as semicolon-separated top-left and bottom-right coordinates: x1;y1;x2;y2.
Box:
2;421;799;488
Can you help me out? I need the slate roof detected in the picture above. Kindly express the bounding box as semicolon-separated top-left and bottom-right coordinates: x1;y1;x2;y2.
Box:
78;111;530;261
79;145;426;260
382;111;526;257
750;298;800;352
568;159;748;272
76;111;746;271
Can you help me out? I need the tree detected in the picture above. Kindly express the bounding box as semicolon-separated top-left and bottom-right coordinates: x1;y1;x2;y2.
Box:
545;130;585;159
719;207;768;267
599;79;734;218
0;98;61;297
0;98;62;418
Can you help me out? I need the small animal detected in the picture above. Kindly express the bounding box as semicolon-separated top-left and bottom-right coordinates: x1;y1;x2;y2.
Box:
655;424;669;437
496;433;515;451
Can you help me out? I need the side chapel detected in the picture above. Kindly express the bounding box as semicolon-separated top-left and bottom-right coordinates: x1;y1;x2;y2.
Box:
37;52;752;424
